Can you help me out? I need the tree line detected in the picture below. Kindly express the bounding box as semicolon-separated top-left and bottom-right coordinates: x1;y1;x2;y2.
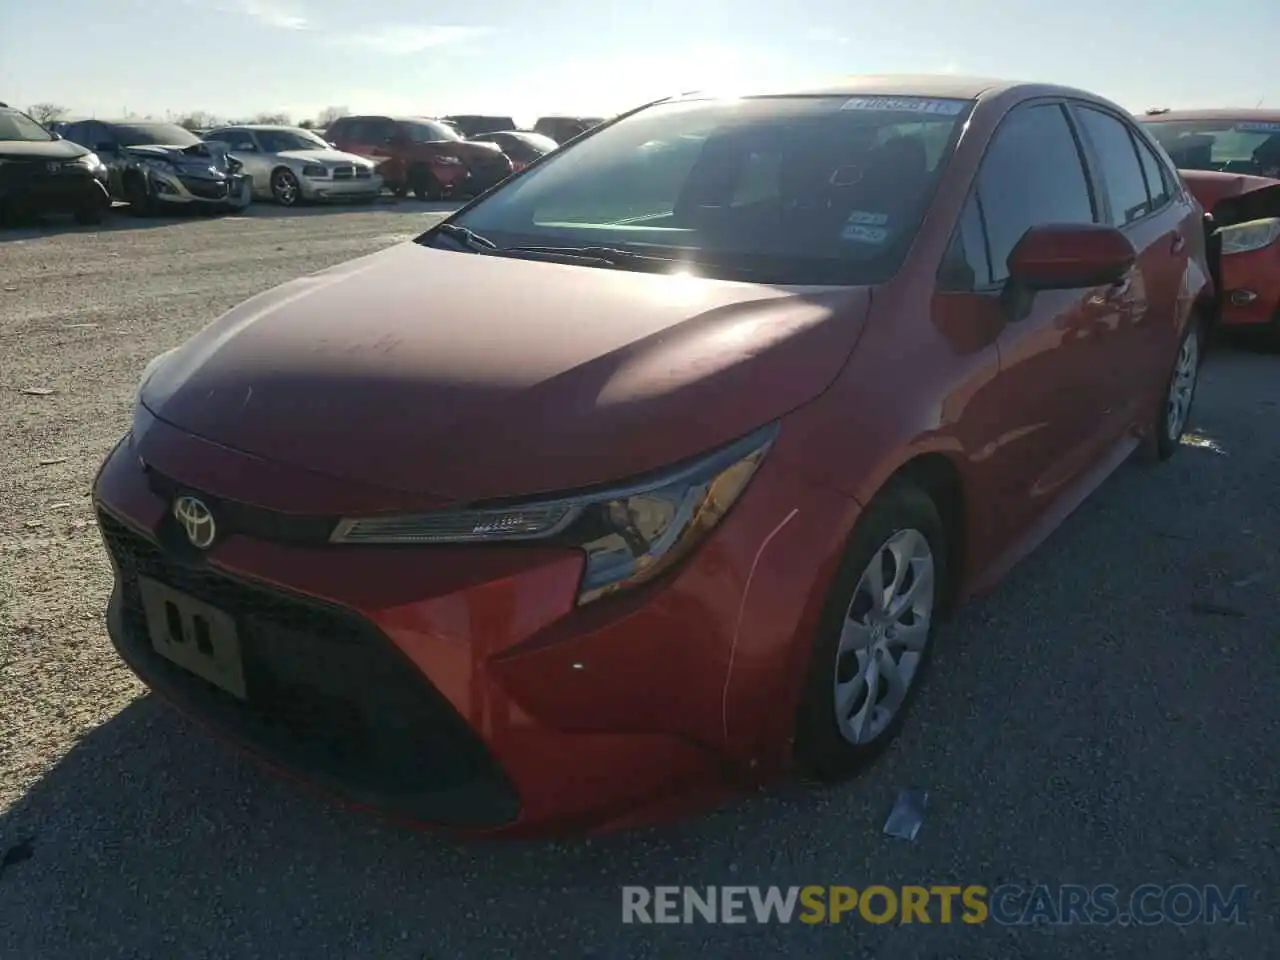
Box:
24;103;351;131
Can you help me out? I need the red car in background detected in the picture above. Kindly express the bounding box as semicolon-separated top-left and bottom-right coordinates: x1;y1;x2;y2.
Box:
1140;109;1280;340
96;77;1208;837
325;115;513;200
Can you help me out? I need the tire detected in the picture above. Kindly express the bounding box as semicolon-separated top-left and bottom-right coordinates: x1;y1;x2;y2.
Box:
793;482;947;782
409;165;442;201
1147;314;1204;462
74;198;106;225
123;173;152;216
270;167;302;206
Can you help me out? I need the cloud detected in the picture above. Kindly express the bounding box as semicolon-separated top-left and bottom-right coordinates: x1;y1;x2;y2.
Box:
232;0;309;29
333;25;490;55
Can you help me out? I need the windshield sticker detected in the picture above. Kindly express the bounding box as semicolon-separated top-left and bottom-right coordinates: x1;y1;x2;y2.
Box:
845;210;889;226
1235;121;1280;133
840;96;968;116
841;223;889;244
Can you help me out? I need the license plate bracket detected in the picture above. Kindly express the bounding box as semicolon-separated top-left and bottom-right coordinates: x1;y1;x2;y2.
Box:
138;576;248;700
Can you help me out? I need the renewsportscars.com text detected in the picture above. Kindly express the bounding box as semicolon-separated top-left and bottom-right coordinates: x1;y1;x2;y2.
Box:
621;884;1250;926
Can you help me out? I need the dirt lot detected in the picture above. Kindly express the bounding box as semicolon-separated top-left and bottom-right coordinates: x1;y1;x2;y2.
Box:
1;206;1277;959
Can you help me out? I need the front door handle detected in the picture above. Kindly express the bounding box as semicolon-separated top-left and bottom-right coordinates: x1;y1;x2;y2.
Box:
1171;234;1186;254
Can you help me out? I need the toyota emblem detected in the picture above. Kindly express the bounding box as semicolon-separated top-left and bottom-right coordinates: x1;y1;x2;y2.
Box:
173;496;217;549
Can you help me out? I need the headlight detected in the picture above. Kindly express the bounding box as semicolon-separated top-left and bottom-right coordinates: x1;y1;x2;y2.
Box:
1218;217;1280;255
302;164;328;177
330;423;778;605
75;152;105;172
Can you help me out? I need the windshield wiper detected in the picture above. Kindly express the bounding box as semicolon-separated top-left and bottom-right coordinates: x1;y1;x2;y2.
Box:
501;245;679;267
433;223;498;251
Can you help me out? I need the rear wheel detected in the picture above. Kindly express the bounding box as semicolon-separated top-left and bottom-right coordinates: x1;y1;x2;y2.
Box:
1148;315;1203;461
794;482;946;781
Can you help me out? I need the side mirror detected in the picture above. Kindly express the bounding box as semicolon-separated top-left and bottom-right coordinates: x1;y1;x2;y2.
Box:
1007;223;1135;290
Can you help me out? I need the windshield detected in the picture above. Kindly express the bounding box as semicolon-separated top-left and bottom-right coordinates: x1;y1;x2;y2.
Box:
0;109;55;142
115;123;201;147
258;129;329;152
1143;119;1280;178
441;95;973;284
404;120;462;143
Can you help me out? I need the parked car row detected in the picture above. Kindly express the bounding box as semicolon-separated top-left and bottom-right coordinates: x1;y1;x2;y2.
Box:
0;106;572;222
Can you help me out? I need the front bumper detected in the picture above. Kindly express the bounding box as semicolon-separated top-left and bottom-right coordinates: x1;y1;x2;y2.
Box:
299;173;384;202
1217;244;1280;327
146;168;252;208
92;417;855;834
0;165;109;214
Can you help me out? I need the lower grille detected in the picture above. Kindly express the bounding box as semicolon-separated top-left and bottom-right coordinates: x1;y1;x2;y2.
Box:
98;510;519;826
181;177;229;200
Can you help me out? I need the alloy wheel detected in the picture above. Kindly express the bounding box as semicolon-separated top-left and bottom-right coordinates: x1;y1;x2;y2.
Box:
272;170;300;206
833;528;935;745
1165;330;1200;441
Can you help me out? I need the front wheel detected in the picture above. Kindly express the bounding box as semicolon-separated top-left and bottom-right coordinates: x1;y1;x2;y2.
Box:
271;168;301;206
410;165;442;201
794;482;946;782
1149;316;1203;461
123;174;152;216
74;196;107;225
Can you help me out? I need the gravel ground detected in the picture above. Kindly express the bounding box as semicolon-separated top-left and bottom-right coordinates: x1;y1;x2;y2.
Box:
1;207;1277;959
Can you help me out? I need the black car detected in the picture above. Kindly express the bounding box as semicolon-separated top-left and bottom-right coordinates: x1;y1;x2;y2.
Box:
468;130;558;171
442;115;516;138
0;106;111;225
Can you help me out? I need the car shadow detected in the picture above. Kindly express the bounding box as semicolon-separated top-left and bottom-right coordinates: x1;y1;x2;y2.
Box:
0;197;462;243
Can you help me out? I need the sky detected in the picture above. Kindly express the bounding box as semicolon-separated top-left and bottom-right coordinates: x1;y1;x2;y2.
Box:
2;0;1277;125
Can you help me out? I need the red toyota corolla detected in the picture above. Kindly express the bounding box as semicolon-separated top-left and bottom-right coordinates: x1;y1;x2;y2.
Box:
94;76;1211;836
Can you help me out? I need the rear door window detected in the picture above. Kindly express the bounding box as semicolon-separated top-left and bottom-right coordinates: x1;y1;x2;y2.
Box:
1133;133;1174;210
975;103;1097;283
1074;105;1152;225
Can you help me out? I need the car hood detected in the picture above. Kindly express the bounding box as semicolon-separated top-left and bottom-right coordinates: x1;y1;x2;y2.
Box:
0;138;89;161
141;243;872;504
1179;169;1280;225
127;142;235;174
274;148;371;167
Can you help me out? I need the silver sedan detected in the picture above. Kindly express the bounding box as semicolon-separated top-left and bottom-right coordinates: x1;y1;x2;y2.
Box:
203;125;383;206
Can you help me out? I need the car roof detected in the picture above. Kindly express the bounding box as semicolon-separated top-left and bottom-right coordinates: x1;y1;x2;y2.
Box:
678;74;1106;105
1136;108;1280;123
216;124;312;132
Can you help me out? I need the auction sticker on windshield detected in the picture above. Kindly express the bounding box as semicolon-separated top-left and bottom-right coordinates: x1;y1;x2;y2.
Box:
1235;121;1280;133
840;97;969;115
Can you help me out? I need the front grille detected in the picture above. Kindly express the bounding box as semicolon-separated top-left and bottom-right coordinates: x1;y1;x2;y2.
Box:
354;166;372;179
332;165;354;180
181;177;229;200
98;510;520;826
143;465;337;545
